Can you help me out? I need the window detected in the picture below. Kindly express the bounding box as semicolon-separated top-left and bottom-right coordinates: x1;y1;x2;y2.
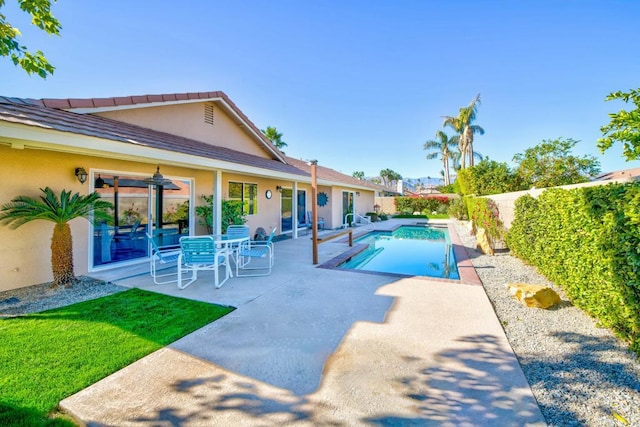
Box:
229;181;258;215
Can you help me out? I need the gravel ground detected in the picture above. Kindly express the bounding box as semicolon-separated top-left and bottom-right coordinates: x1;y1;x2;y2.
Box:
0;277;127;317
2;226;640;426
453;221;640;427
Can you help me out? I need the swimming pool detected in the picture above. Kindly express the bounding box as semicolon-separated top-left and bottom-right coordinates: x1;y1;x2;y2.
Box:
337;225;460;279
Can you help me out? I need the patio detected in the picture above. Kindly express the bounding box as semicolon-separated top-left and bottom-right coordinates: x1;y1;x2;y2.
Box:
60;219;545;426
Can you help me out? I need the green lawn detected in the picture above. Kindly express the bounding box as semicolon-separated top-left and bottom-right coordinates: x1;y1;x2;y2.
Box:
0;288;234;426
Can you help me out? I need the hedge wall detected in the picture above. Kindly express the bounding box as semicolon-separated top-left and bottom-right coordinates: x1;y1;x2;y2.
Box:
394;196;450;215
506;183;640;353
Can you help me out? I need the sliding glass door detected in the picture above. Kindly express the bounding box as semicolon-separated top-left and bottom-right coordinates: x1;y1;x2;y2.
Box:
92;171;191;268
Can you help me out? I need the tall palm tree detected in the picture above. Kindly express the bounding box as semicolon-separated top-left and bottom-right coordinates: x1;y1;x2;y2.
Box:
424;130;459;186
0;187;112;287
450;148;484;171
443;94;484;168
261;126;288;152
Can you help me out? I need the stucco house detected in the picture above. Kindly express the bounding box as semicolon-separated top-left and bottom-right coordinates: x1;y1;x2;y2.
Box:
0;91;385;291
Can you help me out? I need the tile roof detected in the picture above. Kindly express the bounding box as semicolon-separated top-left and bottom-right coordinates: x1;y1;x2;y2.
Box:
0;96;305;177
0;93;394;192
29;91;285;162
284;156;395;192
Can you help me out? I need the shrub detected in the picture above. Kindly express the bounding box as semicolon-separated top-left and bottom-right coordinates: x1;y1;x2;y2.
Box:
448;198;467;220
394;196;450;215
195;195;246;234
365;212;378;222
506;183;640;355
466;197;504;243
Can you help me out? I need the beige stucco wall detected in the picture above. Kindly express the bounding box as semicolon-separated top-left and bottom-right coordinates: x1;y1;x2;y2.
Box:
0;145;220;292
326;187;376;227
221;173;283;236
484;178;638;229
95;102;270;158
374;196;397;215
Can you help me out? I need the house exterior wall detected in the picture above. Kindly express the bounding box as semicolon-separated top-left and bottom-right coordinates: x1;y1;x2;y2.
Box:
326;187;375;227
0;145;221;292
220;172;283;237
95;102;270;158
0;146;91;291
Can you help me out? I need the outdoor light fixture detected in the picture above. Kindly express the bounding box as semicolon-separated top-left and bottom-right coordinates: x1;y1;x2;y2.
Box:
356;191;360;197
276;185;283;193
95;174;105;188
75;167;88;184
143;166;171;186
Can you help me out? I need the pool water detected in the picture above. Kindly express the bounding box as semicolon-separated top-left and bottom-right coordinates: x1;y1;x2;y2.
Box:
338;226;459;279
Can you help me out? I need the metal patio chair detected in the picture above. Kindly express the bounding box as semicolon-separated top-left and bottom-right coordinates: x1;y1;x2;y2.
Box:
147;232;181;285
236;227;276;277
178;235;231;289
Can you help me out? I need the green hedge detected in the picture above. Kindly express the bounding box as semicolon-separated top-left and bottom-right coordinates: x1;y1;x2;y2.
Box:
394;196;451;215
465;197;504;242
506;183;640;354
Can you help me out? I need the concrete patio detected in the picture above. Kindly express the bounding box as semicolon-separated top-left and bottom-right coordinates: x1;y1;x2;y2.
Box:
60;219;545;426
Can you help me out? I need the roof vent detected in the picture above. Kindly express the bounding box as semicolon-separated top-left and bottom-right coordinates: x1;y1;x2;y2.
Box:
204;102;214;125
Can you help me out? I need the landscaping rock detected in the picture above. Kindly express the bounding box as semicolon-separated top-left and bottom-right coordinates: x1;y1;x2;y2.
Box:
475;227;494;255
506;283;561;309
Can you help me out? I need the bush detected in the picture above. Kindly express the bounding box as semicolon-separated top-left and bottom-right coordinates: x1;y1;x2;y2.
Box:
394;196;450;215
506;183;640;355
466;197;504;242
195;195;246;234
448;198;467;220
365;212;378;222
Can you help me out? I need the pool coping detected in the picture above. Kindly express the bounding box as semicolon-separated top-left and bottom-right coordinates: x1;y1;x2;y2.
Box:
317;222;482;286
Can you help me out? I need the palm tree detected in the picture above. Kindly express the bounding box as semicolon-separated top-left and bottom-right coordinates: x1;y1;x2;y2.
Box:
0;187;112;287
424;130;459;186
352;171;365;180
443;94;484;168
450;148;484;171
261;126;288;152
380;168;402;189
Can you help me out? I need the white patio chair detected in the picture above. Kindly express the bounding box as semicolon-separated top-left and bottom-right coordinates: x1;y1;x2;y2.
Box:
236;227;276;277
178;236;231;289
147;232;181;285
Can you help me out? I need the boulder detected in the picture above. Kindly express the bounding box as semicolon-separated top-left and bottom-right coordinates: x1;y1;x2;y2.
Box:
476;227;494;255
507;283;561;309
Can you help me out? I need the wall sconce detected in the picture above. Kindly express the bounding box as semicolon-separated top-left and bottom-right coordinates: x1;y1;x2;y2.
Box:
276;185;283;193
75;167;88;184
356;191;360;197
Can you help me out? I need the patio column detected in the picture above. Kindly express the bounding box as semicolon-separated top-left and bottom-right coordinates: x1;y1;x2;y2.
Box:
311;160;318;264
293;181;299;239
214;170;222;236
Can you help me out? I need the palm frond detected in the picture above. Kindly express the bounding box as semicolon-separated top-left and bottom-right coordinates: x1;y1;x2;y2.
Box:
0;188;113;229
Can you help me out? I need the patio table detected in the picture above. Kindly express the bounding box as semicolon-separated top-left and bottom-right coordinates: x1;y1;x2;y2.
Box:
211;234;250;275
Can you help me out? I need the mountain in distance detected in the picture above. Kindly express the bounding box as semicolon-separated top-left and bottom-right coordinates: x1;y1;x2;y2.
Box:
404;177;443;187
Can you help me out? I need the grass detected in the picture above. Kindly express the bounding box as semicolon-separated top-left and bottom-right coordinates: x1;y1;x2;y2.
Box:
0;288;234;426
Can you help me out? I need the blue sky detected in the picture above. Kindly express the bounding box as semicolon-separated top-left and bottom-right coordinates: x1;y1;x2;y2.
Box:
1;1;639;180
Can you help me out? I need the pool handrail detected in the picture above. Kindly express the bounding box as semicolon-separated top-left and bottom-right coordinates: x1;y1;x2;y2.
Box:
343;213;375;232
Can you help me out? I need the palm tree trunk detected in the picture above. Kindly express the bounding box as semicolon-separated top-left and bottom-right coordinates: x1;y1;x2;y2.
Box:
444;158;451;186
51;223;76;287
466;127;475;167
